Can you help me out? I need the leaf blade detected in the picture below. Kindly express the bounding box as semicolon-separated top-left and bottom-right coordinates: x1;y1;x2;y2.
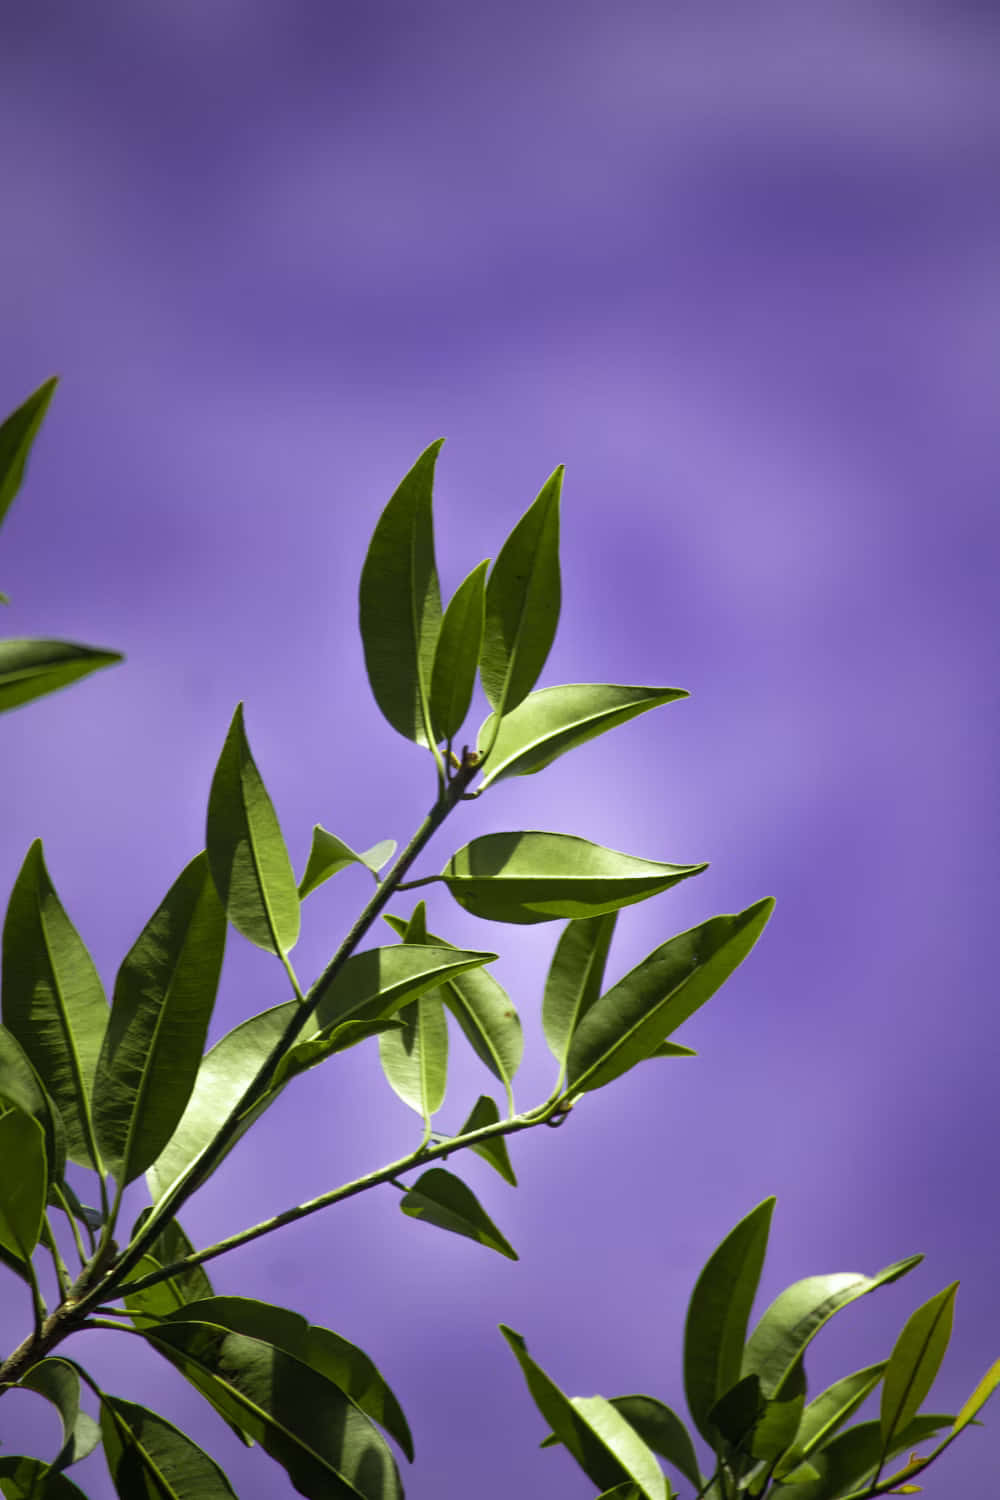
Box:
880;1282;959;1452
480;470;562;717
101;1395;239;1499
399;1167;517;1259
16;1358;101;1473
0;639;122;716
0;376;58;530
542;913;617;1068
298;829;396;900
430;557;489;743
0;1107;47;1259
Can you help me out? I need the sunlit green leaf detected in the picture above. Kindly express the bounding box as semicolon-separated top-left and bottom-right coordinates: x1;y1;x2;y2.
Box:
0;1023;67;1191
0;1456;89;1498
430;557;489;743
101;1393;239;1497
457;1094;517;1185
16;1358;100;1471
399;1167;517;1259
308;943;497;1034
206;704;300;955
0;1107;47;1259
0;377;58;529
2;840;108;1169
477;683;687;787
773;1363;886;1478
303;1327;414;1464
952;1355;1000;1436
543;1396;701;1491
880;1282;958;1453
0;639;123;717
298;829;397;899
480;470;562;719
774;1415;954;1500
378;903;448;1119
93;853;226;1186
270;1019;404;1091
359;440;443;747
542;913;617;1067
566;900;773;1093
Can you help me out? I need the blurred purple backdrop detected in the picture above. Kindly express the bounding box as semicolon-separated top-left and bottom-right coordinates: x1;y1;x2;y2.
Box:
1;5;997;1496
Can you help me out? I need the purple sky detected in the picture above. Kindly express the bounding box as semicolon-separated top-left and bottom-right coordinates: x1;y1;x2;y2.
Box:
1;5;997;1496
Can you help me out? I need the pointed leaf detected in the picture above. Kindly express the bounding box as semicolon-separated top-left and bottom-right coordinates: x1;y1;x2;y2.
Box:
543;913;617;1067
206;704;300;955
430;557;489;742
0;376;58;529
880;1282;958;1452
480;470;562;717
0;1023;67;1190
0;1107;47;1258
271;1020;404;1091
773;1363;886;1478
17;1359;101;1471
359;440;443;746
308;943;497;1033
684;1198;775;1444
304;1328;415;1464
443;831;706;925
378;993;448;1120
567;899;774;1093
299;829;396;899
93;854;226;1186
774;1415;954;1500
0;639;123;716
953;1355;1000;1437
478;683;687;787
399;1167;517;1259
742;1256;923;1399
458;1094;517;1185
547;1396;702;1491
2;841;108;1168
0;1457;89;1499
648;1041;697;1059
101;1395;238;1498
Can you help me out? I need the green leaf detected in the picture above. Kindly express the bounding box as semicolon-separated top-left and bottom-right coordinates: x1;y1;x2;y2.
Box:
542;913;617;1068
384;913;522;1088
742;1256;923;1399
480;470;562;718
298;829;396;899
2;841;108;1169
774;1415;954;1500
308;943;497;1033
477;683;687;787
442;831;706;926
773;1363;886;1478
206;704;300;955
880;1282;958;1453
0;1457;89;1499
0;377;58;531
16;1358;100;1471
683;1198;776;1445
541;1395;702;1491
647;1041;697;1059
399;1167;517;1259
952;1354;1000;1437
270;1020;404;1091
142;1316;402;1499
101;1394;239;1497
93;853;226;1187
126;1212;215;1319
359;440;444;747
302;1328;415;1464
0;1023;67;1191
566;899;774;1093
457;1094;517;1185
0;639;123;716
750;1359;806;1462
430;557;489;743
499;1326;666;1499
707;1373;764;1451
0;1107;47;1259
378;990;448;1121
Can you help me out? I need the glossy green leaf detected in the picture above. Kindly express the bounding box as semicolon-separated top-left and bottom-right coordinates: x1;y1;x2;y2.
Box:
270;1019;404;1091
0;639;123;716
773;1363;886;1479
684;1198;775;1444
101;1394;239;1498
0;1107;47;1258
0;1457;89;1499
477;683;687;787
143;1315;402;1499
0;377;58;529
399;1167;517;1259
383;913;522;1087
742;1255;922;1399
298;829;396;899
567;899;773;1093
206;704;300;955
2;840;108;1169
774;1415;954;1500
378;903;448;1119
359;440;443;747
953;1355;1000;1436
430;557;488;742
93;853;226;1187
442;831;706;925
499;1326;665;1499
880;1282;958;1452
542;1396;701;1491
480;469;562;718
542;913;617;1067
17;1358;100;1471
0;1023;67;1190
457;1094;517;1185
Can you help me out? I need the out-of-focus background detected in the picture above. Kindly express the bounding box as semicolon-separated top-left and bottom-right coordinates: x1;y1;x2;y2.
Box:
1;5;997;1496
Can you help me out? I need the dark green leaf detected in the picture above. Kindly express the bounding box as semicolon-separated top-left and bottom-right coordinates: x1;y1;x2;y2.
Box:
206;704;300;955
2;840;108;1169
457;1094;517;1185
774;1415;954;1500
0;377;58;529
707;1373;764;1450
0;1103;47;1259
773;1363;886;1479
359;440;443;747
94;854;226;1186
298;829;396;899
542;914;617;1067
430;557;489;743
0;1023;67;1190
304;1328;415;1464
683;1198;775;1444
101;1394;238;1497
742;1256;923;1399
399;1167;517;1259
750;1358;806;1462
442;831;706;925
499;1327;666;1499
17;1358;100;1471
647;1041;697;1059
0;1457;89;1499
0;639;122;717
480;470;562;718
566;899;774;1093
126;1212;215;1317
477;683;687;787
880;1282;958;1453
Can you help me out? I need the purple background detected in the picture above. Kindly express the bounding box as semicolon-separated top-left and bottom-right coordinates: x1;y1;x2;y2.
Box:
1;5;997;1496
